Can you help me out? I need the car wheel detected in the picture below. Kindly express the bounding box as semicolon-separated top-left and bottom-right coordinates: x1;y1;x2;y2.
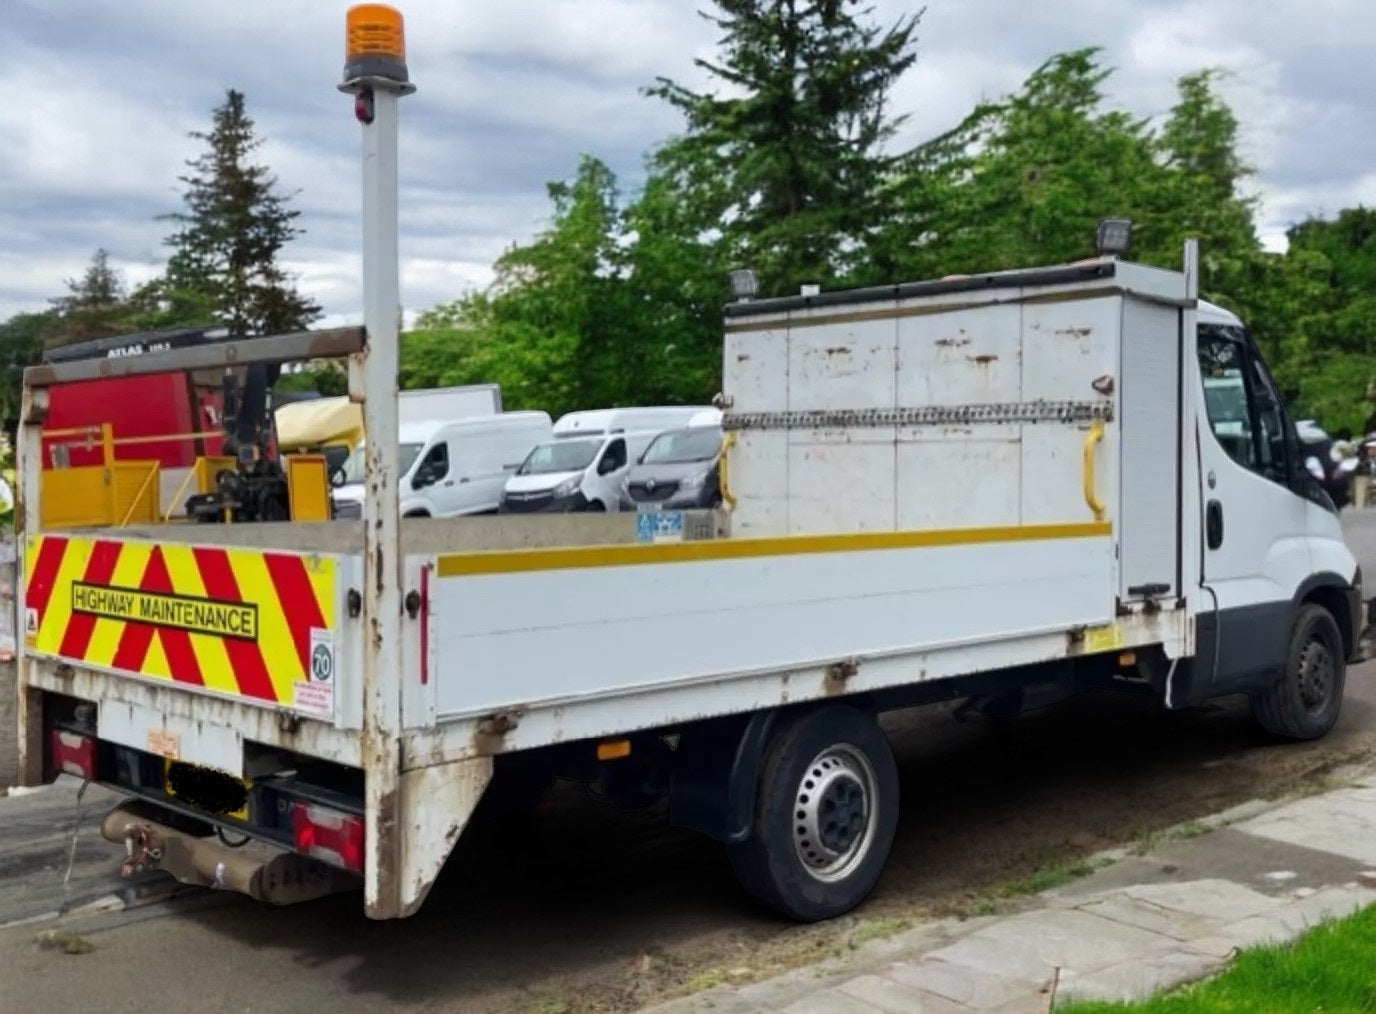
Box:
727;704;899;922
1252;603;1346;740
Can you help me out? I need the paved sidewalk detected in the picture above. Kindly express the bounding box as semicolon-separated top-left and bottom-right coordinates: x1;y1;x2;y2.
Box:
647;775;1376;1013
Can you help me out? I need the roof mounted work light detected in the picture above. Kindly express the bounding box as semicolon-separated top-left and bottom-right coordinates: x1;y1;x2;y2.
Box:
1095;218;1133;258
728;268;759;301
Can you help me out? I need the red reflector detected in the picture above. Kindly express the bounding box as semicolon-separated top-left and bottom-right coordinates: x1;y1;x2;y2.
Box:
290;801;365;874
49;729;97;780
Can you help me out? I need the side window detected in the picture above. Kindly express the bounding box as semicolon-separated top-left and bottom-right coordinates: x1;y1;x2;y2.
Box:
1246;354;1290;486
413;442;449;488
1198;328;1254;469
600;438;627;474
1197;325;1289;486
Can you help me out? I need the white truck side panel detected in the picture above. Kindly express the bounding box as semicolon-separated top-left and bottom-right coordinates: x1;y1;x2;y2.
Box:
787;310;897;409
896;303;1023;406
788;429;898;532
1119;297;1182;600
895;430;1021;529
725;290;1126;539
429;532;1114;719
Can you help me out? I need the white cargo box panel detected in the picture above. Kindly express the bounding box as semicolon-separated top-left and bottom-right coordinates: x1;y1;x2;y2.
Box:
721;260;1190;609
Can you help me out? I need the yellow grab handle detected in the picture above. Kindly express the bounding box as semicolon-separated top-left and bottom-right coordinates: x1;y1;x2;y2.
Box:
718;431;738;509
1082;419;1106;522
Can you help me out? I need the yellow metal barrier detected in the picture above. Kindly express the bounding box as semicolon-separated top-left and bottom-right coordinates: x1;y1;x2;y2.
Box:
286;454;331;522
1082;419;1106;522
39;460;161;529
116;462;160;525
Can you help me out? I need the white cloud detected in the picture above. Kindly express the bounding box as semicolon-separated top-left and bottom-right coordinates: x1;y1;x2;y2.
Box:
4;0;1376;327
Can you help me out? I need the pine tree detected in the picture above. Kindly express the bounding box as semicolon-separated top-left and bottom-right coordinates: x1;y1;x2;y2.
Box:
47;248;133;346
646;0;919;295
161;89;320;336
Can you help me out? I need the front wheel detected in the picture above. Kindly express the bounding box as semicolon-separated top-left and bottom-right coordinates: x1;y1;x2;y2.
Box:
727;705;899;922
1251;603;1346;740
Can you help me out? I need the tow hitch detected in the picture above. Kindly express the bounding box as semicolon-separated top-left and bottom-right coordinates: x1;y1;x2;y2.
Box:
100;804;354;906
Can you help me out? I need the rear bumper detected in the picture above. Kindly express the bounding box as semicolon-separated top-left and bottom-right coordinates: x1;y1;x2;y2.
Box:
100;802;350;905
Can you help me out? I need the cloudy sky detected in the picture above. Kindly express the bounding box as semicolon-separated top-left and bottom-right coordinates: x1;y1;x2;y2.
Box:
3;0;1373;328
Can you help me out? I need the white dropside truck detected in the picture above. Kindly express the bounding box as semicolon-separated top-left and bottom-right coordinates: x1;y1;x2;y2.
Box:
15;11;1365;924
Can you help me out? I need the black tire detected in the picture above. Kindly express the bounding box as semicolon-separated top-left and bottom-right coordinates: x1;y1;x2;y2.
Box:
727;705;899;922
586;500;606;512
1252;603;1346;740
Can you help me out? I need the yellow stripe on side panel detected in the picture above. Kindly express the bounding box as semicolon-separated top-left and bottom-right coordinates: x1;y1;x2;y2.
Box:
436;521;1112;578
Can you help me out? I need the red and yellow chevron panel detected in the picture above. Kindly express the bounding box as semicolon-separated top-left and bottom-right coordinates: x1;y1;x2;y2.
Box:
23;535;338;717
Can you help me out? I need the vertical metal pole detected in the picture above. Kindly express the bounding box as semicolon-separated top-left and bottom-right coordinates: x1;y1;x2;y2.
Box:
351;81;409;919
15;384;46;784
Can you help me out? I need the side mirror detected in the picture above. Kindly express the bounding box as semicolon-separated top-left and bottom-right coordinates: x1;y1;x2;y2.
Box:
330;469;345;488
412;468;433;490
598;457;617;476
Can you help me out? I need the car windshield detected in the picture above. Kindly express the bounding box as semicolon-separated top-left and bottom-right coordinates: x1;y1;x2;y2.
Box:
517;438;602;475
640;427;722;465
339;442;423;484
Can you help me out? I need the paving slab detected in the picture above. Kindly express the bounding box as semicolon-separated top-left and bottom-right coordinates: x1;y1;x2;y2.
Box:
780;988;887;1013
1057;948;1226;1005
1236;786;1376;865
886;957;1035;1009
835;973;971;1013
921;908;1173;986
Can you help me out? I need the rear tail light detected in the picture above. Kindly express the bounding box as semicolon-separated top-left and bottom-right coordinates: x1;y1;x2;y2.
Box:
290;801;365;874
50;729;97;780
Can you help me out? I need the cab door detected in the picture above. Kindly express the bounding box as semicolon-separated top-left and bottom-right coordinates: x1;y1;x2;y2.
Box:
1195;323;1312;688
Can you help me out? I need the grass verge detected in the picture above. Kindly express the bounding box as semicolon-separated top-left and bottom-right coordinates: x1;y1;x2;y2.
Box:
1057;903;1376;1013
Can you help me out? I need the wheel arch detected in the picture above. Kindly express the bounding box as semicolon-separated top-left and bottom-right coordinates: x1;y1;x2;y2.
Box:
1294;571;1360;662
668;697;879;845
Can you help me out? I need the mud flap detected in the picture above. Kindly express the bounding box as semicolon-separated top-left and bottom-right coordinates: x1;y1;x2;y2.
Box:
394;756;494;918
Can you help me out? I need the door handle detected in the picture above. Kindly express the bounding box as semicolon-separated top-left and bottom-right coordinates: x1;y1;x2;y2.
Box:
458;476;470;484
1206;499;1224;550
442;479;455;487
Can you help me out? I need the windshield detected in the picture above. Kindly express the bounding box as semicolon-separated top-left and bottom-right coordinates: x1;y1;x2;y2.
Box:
517;438;602;475
640;427;722;465
339;442;423;484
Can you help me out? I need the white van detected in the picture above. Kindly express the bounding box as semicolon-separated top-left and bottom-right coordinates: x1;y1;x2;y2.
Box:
500;406;713;513
332;411;552;518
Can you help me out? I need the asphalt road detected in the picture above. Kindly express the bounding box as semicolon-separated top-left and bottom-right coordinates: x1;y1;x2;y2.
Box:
4;512;1376;1013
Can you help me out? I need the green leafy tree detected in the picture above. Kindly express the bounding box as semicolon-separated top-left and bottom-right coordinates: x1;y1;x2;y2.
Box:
647;0;920;294
405;156;625;417
157;88;320;336
1146;69;1260;305
879;50;1161;278
0;311;56;431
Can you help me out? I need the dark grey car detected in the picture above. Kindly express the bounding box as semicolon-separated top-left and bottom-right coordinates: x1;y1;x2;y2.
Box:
620;426;724;510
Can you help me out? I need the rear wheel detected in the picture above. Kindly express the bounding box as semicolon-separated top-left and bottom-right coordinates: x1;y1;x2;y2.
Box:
727;705;899;922
1252;603;1346;740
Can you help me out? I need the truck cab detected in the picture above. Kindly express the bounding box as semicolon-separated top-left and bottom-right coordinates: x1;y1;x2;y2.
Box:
1190;300;1360;729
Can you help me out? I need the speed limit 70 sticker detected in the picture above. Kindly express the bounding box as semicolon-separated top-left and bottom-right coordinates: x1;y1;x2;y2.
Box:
293;627;336;719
